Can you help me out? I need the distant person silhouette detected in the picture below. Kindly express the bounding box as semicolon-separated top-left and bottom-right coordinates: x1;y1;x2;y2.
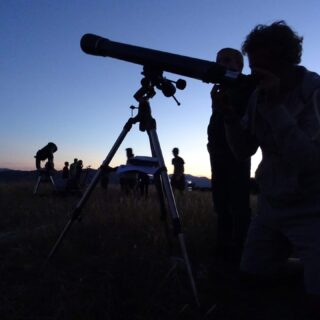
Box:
69;158;78;178
34;142;57;171
75;160;83;183
126;148;134;163
171;147;185;191
62;161;69;179
207;48;251;260
66;159;83;191
120;148;138;195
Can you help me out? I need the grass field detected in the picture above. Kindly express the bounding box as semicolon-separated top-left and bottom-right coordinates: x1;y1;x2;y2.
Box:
0;181;312;319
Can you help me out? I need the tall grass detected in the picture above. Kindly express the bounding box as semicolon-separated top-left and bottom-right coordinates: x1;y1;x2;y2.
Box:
6;182;309;320
1;182;221;319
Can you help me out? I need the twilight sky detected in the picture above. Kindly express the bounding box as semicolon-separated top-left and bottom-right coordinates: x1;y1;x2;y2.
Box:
1;0;320;177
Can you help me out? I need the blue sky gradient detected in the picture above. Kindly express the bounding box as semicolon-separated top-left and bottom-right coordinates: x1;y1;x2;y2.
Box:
1;1;320;177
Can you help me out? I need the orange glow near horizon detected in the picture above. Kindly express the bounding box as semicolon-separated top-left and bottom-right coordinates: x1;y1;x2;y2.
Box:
1;149;262;179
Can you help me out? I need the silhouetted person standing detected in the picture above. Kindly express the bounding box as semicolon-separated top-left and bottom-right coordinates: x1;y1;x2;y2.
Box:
62;161;69;179
66;159;83;191
74;160;83;187
171;147;185;191
207;48;251;260
126;148;134;163
69;158;78;178
120;148;138;195
34;142;57;171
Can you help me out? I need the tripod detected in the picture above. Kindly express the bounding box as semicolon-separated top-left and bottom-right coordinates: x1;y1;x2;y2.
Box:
33;170;56;195
46;71;199;306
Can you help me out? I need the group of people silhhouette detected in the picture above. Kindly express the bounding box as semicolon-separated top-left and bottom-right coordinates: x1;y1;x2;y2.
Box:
32;20;320;315
207;21;320;316
118;146;187;197
62;158;84;190
34;144;84;192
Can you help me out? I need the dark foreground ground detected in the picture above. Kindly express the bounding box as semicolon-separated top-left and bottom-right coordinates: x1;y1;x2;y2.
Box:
0;182;314;319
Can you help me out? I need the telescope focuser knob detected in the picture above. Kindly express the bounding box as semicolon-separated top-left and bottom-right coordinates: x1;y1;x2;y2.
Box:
176;79;187;90
161;80;176;97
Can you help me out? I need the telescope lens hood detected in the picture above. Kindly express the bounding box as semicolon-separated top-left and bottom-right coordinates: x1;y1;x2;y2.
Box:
81;34;110;56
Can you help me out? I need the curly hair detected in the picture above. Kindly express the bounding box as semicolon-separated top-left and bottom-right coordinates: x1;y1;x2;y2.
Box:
241;21;303;65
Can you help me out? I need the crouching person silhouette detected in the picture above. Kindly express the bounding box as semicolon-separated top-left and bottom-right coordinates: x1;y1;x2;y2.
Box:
33;142;57;194
34;142;57;171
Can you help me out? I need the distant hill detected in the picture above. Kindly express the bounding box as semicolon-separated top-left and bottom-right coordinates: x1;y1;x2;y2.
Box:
0;168;211;189
0;168;260;193
0;169;38;183
184;174;211;190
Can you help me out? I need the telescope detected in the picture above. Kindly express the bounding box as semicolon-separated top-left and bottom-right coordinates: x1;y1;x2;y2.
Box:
80;34;254;86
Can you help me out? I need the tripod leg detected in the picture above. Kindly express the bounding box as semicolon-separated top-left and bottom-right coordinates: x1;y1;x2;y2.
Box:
153;172;173;253
148;128;200;307
33;176;41;195
49;175;56;191
147;133;173;250
46;122;133;264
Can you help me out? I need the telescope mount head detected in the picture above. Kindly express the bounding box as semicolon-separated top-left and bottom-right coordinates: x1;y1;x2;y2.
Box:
133;66;186;106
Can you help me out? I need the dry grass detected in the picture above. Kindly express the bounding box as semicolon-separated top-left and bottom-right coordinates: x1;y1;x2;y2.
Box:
0;182;310;320
0;182;217;319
